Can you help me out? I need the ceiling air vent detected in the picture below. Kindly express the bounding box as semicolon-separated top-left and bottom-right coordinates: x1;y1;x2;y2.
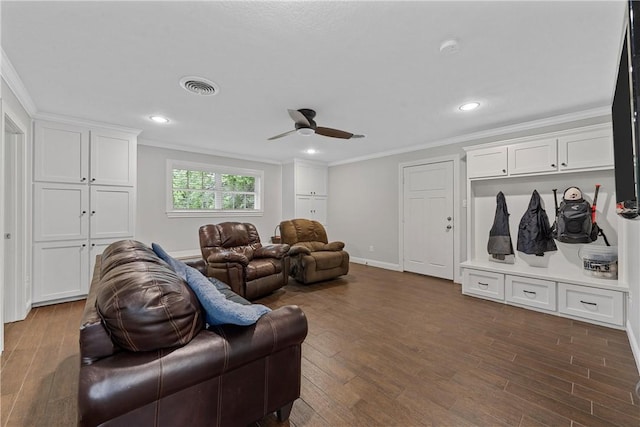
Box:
179;76;219;96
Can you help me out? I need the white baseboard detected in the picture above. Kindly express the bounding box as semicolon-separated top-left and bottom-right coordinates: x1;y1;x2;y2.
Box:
627;320;640;375
350;257;402;272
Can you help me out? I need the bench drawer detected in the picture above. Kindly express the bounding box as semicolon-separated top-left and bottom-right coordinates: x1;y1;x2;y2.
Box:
462;269;504;301
506;275;556;311
558;282;624;326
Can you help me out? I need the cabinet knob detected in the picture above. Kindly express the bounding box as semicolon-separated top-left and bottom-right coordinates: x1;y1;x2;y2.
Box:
81;177;86;182
91;178;96;182
502;169;506;173
561;162;567;166
81;244;86;247
551;164;556;168
91;210;96;215
81;210;87;215
91;243;96;247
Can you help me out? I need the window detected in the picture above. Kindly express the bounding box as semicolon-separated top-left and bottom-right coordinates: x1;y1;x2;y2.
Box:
166;160;263;217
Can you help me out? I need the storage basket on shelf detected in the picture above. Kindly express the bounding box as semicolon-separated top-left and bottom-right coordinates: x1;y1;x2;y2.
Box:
271;225;281;244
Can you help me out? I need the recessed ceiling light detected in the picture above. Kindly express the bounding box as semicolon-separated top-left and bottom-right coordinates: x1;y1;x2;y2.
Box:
305;148;317;155
459;102;480;111
150;115;170;124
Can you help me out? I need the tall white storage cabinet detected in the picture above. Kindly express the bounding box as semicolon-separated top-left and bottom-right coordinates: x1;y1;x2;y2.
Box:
282;160;328;225
32;120;137;304
461;123;629;329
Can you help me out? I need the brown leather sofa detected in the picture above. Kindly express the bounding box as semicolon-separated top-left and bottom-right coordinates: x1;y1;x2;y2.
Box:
280;219;350;284
199;222;290;300
78;240;307;427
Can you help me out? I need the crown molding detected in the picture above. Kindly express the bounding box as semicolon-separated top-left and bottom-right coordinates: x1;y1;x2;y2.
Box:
329;106;612;167
138;138;282;166
34;112;142;135
1;48;38;116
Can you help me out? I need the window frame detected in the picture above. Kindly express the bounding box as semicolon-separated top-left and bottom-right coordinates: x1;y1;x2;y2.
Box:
166;159;264;218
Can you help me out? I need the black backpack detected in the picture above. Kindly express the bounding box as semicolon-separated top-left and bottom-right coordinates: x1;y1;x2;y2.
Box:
552;187;599;244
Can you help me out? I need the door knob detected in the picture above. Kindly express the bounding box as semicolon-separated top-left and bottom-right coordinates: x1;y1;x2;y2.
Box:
446;225;452;230
447;217;452;221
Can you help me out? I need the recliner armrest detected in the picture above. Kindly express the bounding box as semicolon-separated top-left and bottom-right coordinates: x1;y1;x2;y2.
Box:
288;245;311;256
254;244;290;259
323;241;345;251
207;250;249;266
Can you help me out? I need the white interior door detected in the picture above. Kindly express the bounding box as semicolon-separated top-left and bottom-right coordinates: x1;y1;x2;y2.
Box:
403;161;454;279
4;129;16;322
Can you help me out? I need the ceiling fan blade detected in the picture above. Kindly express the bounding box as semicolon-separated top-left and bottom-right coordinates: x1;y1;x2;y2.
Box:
267;129;296;141
315;127;355;139
288;109;311;126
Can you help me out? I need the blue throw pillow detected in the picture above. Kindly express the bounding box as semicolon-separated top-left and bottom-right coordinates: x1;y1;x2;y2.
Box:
151;243;271;326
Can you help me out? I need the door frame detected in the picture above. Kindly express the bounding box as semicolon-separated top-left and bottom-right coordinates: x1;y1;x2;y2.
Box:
2;102;32;328
399;155;461;283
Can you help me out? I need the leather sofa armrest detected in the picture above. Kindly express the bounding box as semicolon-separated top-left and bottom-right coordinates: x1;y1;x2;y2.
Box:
288;245;311;256
207;250;249;266
254;244;290;259
323;241;345;251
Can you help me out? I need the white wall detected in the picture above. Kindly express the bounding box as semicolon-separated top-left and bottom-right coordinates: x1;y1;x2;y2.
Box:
135;143;282;253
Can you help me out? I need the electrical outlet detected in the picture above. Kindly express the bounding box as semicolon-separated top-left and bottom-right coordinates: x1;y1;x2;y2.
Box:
369;245;374;252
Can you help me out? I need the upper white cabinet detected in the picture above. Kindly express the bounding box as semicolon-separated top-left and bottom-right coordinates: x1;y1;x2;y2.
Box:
467;146;508;179
32;119;138;305
90;129;137;186
295;161;328;195
508;138;557;175
34;121;89;184
466;124;613;179
558;127;614;171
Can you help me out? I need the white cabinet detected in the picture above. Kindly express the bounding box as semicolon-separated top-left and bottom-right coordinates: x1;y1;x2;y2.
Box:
33;183;89;241
32;120;138;304
295;195;327;224
467;146;507;179
558;128;614;171
505;275;556;312
558;282;624;326
507;138;557;175
462;123;625;329
90;187;135;239
33;241;90;302
283;160;329;225
295;161;327;195
34;121;89;184
462;269;504;301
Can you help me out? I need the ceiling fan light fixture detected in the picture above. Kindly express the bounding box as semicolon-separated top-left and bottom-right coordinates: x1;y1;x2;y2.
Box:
297;127;315;136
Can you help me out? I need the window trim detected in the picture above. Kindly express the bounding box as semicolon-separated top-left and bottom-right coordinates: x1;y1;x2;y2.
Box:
166;159;264;218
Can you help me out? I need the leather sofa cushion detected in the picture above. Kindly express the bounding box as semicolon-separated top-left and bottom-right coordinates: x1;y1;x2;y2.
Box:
97;260;204;352
100;240;167;278
280;219;328;245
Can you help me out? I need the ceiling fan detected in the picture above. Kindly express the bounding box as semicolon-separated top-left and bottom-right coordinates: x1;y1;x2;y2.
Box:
268;109;365;141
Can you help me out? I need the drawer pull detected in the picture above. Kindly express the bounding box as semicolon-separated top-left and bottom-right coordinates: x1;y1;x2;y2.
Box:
580;300;597;306
523;290;537;298
477;282;489;288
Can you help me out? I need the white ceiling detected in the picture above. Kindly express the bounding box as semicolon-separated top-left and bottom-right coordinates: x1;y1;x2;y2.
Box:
1;1;627;164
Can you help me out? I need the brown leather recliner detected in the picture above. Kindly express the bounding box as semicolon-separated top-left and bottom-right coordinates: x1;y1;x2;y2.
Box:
280;219;349;284
199;222;290;300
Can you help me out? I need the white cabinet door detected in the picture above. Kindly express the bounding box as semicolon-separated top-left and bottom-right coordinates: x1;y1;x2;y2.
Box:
295;195;327;224
89;238;122;279
33;240;90;303
90;187;135;239
90;130;137;186
508;138;558;175
33;183;89;241
34;121;89;184
295;162;328;195
467;146;508;179
558;128;614;171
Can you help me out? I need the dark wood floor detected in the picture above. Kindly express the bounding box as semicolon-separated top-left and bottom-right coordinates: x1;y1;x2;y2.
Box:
2;263;640;426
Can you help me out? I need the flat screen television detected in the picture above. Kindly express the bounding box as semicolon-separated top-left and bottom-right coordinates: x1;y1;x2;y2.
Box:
612;0;640;218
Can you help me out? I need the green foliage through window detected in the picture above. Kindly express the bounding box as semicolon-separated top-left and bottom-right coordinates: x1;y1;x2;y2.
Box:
171;167;259;211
